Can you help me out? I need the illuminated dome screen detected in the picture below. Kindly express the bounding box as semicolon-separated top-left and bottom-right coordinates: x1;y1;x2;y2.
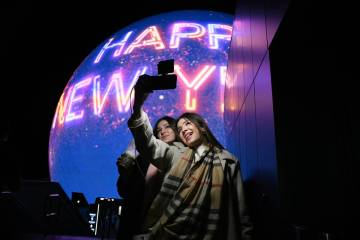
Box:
49;10;233;203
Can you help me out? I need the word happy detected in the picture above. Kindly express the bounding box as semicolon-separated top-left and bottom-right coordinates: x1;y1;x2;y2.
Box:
52;22;232;128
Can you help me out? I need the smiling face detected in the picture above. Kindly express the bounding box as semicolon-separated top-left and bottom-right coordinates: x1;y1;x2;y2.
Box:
177;118;203;148
156;120;176;144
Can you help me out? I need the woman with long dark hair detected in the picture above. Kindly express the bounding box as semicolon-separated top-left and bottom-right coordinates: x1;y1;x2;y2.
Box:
128;87;252;240
116;115;183;240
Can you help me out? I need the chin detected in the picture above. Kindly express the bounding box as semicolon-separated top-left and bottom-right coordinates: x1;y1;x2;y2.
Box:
163;137;174;144
186;141;196;147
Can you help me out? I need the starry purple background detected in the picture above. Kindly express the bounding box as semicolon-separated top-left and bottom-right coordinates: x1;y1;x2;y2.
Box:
49;10;232;203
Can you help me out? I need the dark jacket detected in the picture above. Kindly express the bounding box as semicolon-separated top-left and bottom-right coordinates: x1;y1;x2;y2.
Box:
116;153;149;240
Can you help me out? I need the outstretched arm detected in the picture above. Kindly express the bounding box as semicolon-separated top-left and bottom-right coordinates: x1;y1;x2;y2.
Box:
127;82;175;172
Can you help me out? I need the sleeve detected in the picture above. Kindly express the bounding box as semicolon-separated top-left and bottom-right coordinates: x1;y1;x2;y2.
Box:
123;139;139;159
128;110;175;172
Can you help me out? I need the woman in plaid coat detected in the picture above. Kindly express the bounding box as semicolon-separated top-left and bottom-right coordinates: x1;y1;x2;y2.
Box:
129;86;253;240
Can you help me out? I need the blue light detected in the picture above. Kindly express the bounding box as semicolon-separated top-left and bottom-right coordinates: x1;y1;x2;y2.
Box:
49;10;233;203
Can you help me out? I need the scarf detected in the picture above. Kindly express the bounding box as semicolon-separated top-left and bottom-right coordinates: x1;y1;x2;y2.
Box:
144;147;224;240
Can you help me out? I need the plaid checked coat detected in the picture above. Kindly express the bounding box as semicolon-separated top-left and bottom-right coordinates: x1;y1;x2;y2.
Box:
129;111;253;240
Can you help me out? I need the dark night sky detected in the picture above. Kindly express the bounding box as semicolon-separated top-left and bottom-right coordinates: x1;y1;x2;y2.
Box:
1;0;356;185
1;1;236;182
0;3;356;239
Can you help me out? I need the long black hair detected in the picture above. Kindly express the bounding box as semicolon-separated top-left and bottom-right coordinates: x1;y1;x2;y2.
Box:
153;116;180;141
176;112;224;150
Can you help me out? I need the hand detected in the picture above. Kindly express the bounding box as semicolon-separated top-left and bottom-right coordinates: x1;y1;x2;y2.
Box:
116;153;136;173
133;74;151;113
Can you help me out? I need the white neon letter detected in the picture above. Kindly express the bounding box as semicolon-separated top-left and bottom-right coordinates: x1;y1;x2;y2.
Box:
219;66;227;112
65;78;92;122
124;26;165;54
93;74;121;115
94;31;133;64
93;67;147;115
220;66;227;85
169;22;206;49
208;24;232;49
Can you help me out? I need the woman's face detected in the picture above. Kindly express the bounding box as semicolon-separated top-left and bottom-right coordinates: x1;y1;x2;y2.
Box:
177;118;202;148
156;120;176;144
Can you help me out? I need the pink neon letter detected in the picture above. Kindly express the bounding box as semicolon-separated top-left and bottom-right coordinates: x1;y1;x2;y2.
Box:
169;23;206;49
52;86;73;128
174;64;216;111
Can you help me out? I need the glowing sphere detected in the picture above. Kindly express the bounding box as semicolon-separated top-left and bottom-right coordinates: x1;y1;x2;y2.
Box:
49;10;233;203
